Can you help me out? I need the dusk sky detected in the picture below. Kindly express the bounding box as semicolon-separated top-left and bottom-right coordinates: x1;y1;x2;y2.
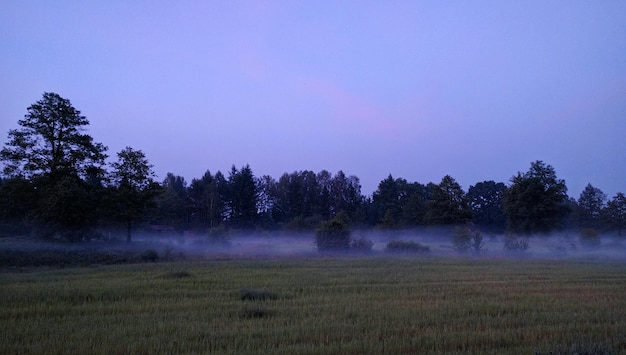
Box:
1;1;625;198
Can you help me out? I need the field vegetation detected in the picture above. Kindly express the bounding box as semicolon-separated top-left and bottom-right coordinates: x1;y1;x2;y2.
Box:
2;257;625;354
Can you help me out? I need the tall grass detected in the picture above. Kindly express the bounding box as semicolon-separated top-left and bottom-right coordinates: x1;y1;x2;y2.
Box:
1;257;625;354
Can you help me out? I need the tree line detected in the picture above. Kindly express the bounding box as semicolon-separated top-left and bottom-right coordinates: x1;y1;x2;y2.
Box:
1;93;625;242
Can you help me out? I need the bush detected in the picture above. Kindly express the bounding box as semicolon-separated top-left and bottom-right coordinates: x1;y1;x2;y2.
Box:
452;225;484;253
350;236;373;253
386;240;430;254
315;213;351;252
503;234;529;252
240;306;275;319
240;289;278;301
141;249;159;262
579;228;601;247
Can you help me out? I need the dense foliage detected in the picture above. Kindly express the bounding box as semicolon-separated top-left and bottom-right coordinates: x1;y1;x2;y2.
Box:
315;213;351;251
504;161;570;234
1;93;625;241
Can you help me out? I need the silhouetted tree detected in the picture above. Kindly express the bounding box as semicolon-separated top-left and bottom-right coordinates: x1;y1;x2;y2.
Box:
0;92;108;240
273;170;320;229
1;92;107;181
577;183;606;229
188;170;226;230
504;161;569;234
226;165;258;228
37;174;103;241
110;147;160;242
371;175;404;228
467;181;507;232
424;175;472;225
329;171;365;222
256;174;278;228
400;182;429;226
371;176;431;228
151;173;188;231
604;192;626;236
315;211;351;251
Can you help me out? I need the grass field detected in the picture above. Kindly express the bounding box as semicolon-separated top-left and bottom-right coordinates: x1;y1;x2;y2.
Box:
2;256;626;354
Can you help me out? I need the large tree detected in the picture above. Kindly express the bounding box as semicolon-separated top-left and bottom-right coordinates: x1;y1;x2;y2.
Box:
256;174;278;228
371;175;430;228
188;170;226;230
576;183;606;229
0;93;108;240
331;171;364;218
1;92;107;181
151;173;189;231
504;161;569;234
467;181;507;232
424;175;472;225
110;147;159;242
371;175;405;228
604;192;626;236
226;165;258;228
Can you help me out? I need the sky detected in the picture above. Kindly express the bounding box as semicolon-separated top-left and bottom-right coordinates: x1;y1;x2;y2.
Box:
1;1;625;199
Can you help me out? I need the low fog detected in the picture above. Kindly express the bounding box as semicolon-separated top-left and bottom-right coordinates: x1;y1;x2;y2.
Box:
2;227;626;268
138;229;626;260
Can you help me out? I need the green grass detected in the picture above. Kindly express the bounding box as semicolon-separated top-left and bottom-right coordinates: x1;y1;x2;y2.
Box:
1;257;626;354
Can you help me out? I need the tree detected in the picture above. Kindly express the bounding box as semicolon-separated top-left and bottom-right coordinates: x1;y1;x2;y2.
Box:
329;171;365;220
0;92;108;240
371;175;404;228
400;182;429;227
577;183;606;229
38;174;103;241
226;165;258;228
452;224;484;253
256;174;278;228
504;161;569;234
188;170;225;230
151;173;188;231
315;211;351;252
0;177;38;236
110;147;159;242
1;92;107;181
467;181;507;232
424;175;472;225
272;170;320;229
604;192;626;236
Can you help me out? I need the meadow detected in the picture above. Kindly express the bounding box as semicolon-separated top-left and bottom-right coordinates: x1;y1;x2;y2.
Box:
2;256;626;354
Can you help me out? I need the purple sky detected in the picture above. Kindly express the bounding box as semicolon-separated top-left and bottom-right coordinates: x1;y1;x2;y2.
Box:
1;1;625;198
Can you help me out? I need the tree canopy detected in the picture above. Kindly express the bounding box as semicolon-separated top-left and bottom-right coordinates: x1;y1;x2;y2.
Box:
504;161;569;234
1;92;107;181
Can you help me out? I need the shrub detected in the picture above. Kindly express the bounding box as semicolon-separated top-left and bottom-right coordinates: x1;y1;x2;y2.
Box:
350;236;373;253
386;240;430;254
579;228;601;247
240;306;275;319
240;289;278;301
452;225;484;253
141;249;159;262
503;234;529;252
315;213;351;252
